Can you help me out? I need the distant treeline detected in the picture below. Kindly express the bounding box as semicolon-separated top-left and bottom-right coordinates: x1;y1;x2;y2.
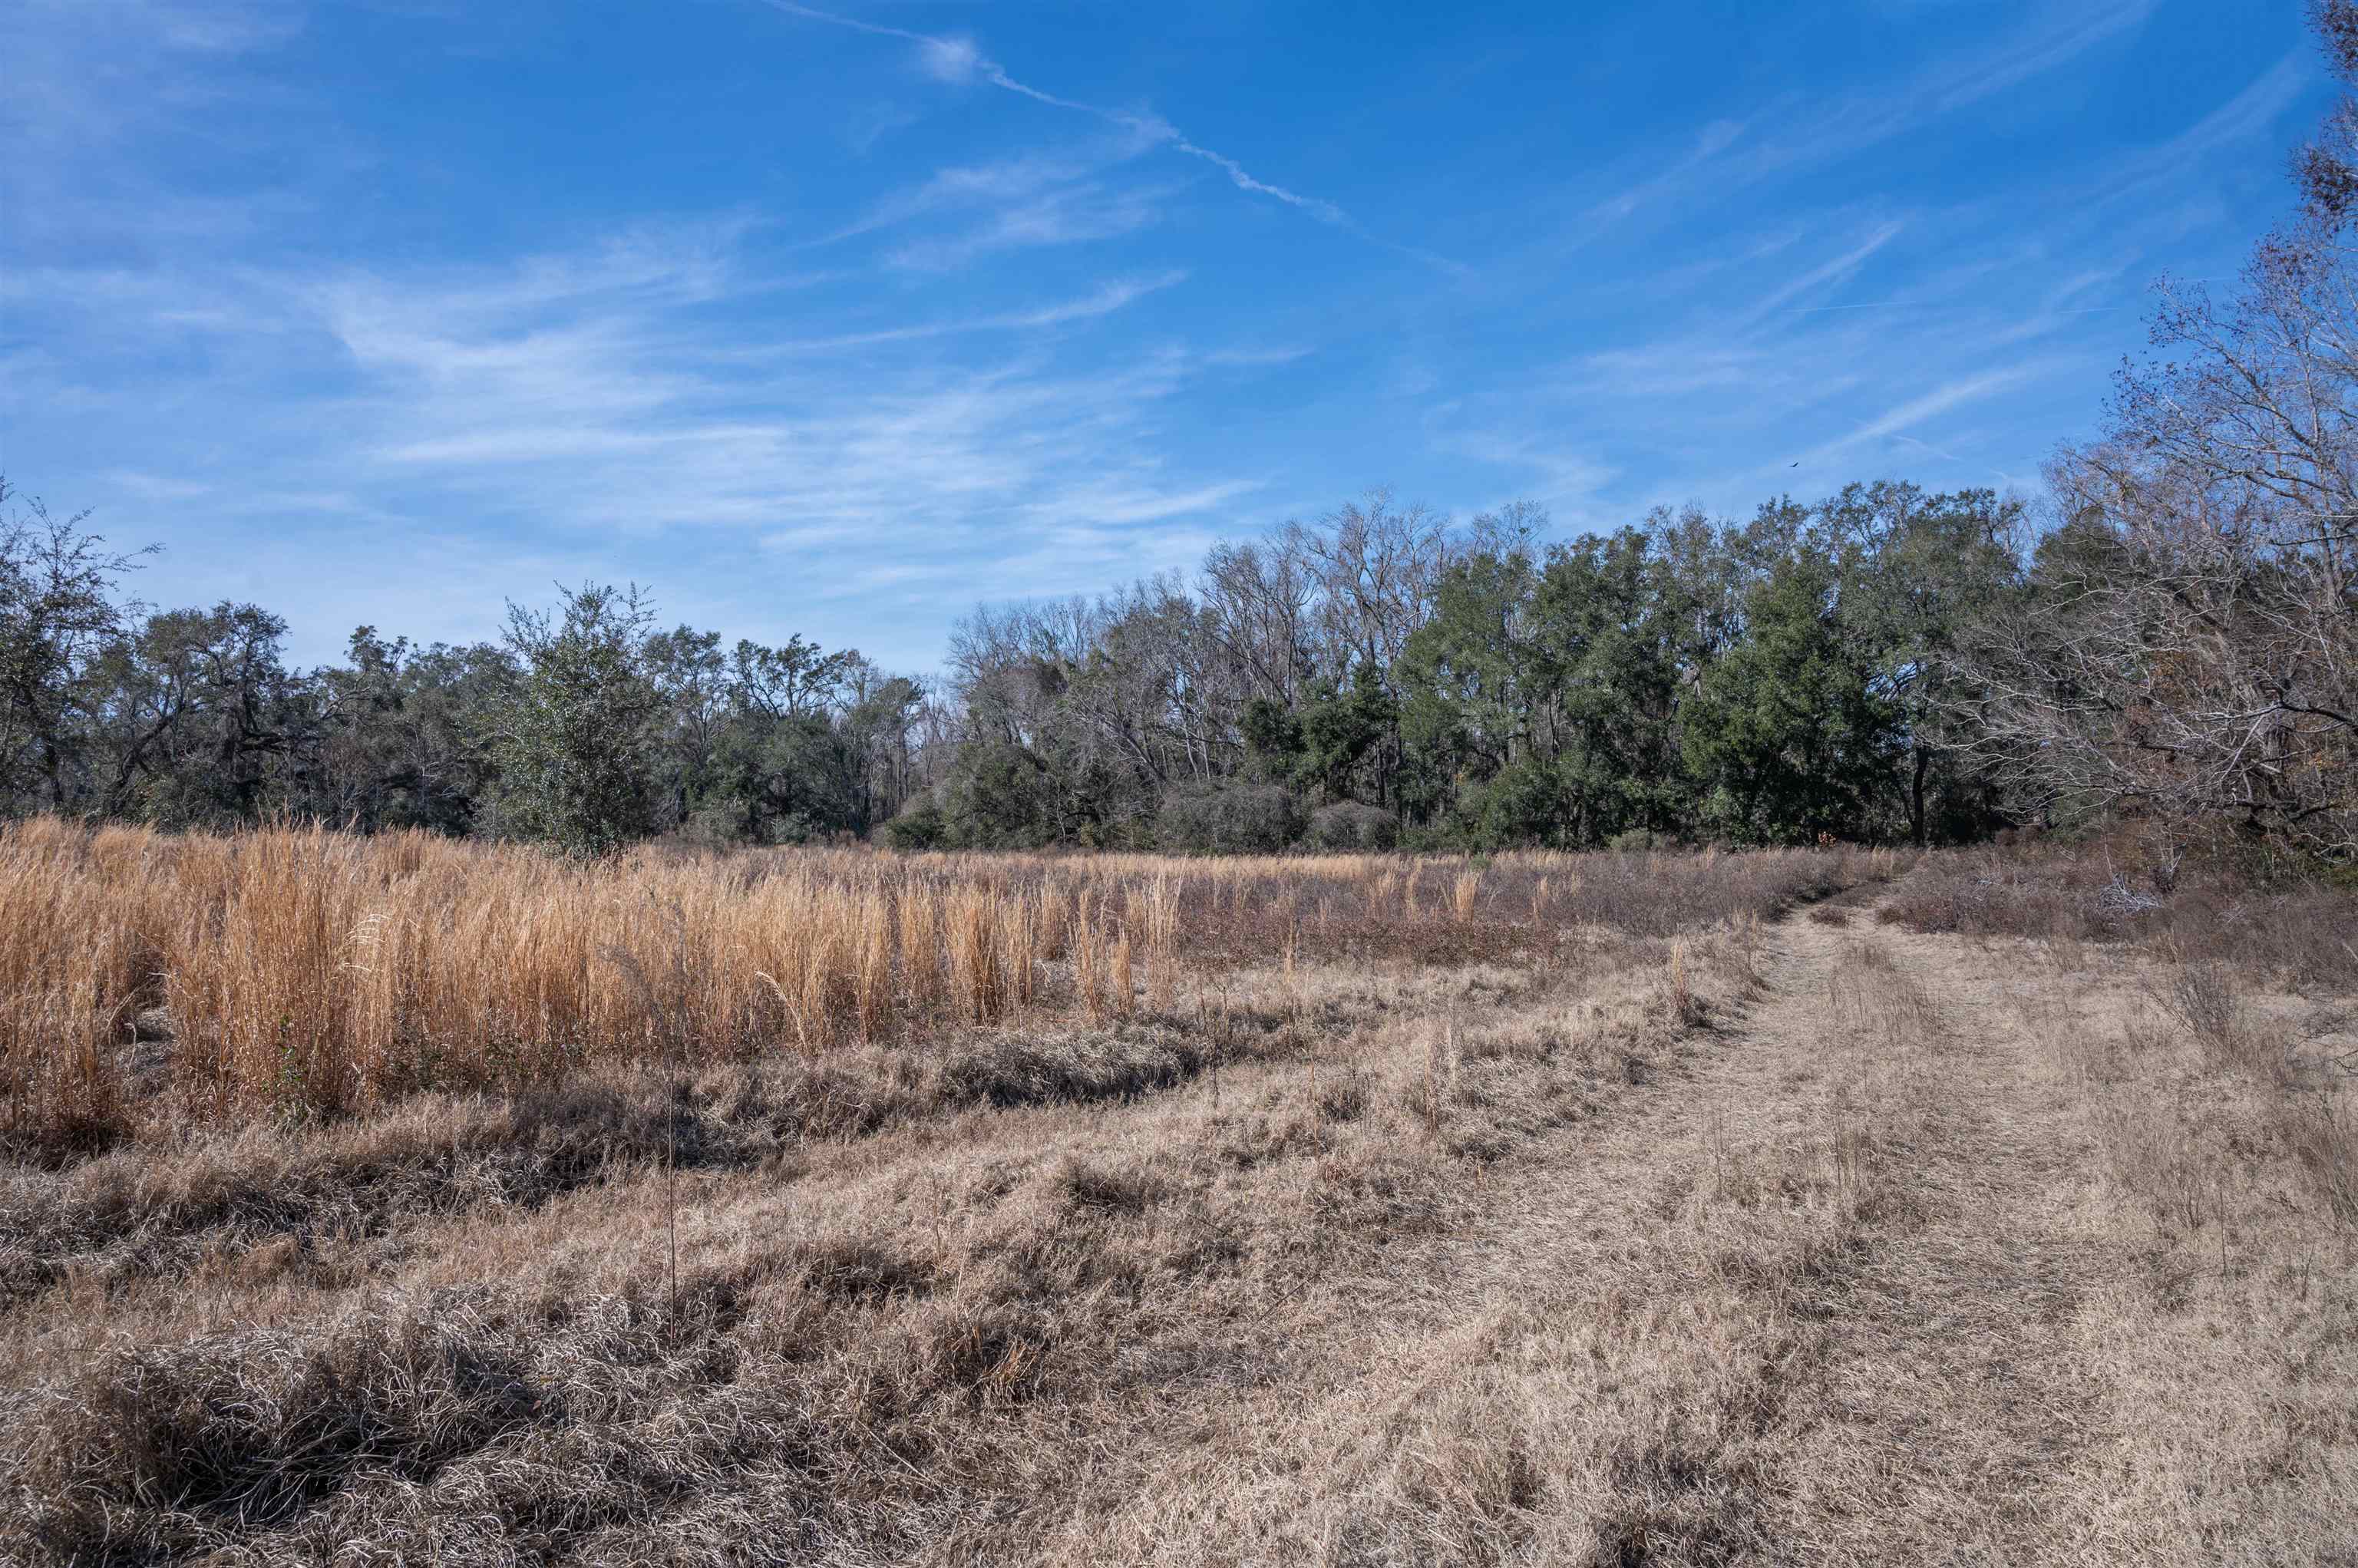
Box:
6;11;2356;863
0;450;2346;863
920;483;2016;853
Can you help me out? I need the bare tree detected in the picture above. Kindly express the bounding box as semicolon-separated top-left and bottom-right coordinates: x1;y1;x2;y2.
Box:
1946;1;2358;861
1199;537;1315;707
1288;488;1454;679
1950;254;2358;857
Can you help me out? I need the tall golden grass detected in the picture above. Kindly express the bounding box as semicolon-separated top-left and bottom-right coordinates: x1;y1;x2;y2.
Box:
0;817;1874;1144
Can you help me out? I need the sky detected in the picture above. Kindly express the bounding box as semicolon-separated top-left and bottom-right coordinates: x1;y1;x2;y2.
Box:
0;0;2337;673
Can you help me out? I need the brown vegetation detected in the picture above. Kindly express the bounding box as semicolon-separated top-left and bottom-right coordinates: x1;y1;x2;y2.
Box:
0;817;1861;1157
5;827;2356;1563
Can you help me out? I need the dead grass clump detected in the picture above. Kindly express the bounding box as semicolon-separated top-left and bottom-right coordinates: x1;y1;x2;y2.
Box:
937;1025;1207;1110
2155;954;2258;1074
1315;1066;1373;1123
2094;1091;2230;1236
0;828;1874;1564
8;1299;540;1559
1882;842;2358;996
0;1065;934;1305
797;1234;938;1303
2284;1094;2358;1226
0;821;1865;1150
1055;1156;1171;1218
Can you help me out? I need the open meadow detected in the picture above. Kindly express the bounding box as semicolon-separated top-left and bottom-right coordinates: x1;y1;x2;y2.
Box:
1;820;2354;1563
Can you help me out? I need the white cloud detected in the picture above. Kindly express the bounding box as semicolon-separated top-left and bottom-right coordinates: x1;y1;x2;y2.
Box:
915;33;983;84
1573;0;2159;240
1738;220;1908;322
5;221;1270;668
757;0;1434;264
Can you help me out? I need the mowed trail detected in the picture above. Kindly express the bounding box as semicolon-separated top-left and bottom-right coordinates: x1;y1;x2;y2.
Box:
1745;909;2122;1563
1034;893;2142;1566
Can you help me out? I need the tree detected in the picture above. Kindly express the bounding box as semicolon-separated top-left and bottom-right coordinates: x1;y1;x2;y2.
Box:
313;629;512;834
644;626;728;833
1296;664;1397;805
0;480;153;814
1684;549;1903;843
2298;0;2358;227
1947;6;2358;862
1819;482;2019;845
78;602;312;826
492;583;665;855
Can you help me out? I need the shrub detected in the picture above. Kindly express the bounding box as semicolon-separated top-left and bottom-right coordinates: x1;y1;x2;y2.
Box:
1306;801;1397;851
880;800;947;851
1157;784;1303;854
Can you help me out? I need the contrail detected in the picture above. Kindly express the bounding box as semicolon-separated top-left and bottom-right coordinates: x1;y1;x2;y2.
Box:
759;0;1455;269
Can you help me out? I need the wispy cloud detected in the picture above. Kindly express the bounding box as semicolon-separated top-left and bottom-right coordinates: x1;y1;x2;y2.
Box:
5;221;1270;665
2079;50;2312;211
5;0;2326;672
1738;219;1908;322
1927;0;2155;112
758;0;1455;269
1577;0;2158;237
883;180;1170;271
756;271;1187;352
1775;360;2059;478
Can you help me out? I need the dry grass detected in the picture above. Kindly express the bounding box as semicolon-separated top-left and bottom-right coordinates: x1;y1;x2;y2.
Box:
1042;923;1948;1563
1877;837;2358;994
17;827;2355;1562
0;817;1873;1154
0;822;1891;1564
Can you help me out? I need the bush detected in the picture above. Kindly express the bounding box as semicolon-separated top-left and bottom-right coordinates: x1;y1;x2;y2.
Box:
1157;784;1303;854
880;800;947;851
675;801;752;850
1306;801;1397;851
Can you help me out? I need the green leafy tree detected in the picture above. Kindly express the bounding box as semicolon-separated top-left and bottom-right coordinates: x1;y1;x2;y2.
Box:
492;583;664;856
1683;550;1902;843
84;602;311;826
1818;482;2020;844
0;480;153;814
1296;663;1397;805
314;629;513;834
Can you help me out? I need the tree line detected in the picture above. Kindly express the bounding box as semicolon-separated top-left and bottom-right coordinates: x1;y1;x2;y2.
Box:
4;437;2343;863
906;482;2016;853
5;8;2354;864
0;527;950;857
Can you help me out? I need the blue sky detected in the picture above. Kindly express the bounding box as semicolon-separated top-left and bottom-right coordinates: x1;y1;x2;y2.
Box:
0;0;2333;672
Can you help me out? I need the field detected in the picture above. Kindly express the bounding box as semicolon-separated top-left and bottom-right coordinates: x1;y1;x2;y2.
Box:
2;821;2356;1564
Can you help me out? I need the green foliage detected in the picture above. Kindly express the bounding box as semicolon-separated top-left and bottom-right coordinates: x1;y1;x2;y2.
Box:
1296;665;1396;804
1240;696;1303;782
0;480;153;813
880;799;947;851
0;472;2046;858
490;584;665;857
938;741;1057;849
315;628;512;835
1681;550;1902;844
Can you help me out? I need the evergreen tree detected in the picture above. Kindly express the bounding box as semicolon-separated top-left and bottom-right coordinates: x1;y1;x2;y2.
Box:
491;584;664;856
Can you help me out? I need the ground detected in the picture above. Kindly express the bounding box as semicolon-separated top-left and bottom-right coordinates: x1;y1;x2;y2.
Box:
5;857;2355;1565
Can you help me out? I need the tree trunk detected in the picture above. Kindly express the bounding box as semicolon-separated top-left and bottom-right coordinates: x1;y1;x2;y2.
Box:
1911;742;1928;849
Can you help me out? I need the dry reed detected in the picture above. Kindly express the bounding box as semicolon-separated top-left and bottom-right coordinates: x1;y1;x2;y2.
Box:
0;818;1876;1147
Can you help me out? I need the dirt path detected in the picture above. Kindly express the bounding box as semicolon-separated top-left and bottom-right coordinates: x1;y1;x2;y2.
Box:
1045;899;2138;1565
